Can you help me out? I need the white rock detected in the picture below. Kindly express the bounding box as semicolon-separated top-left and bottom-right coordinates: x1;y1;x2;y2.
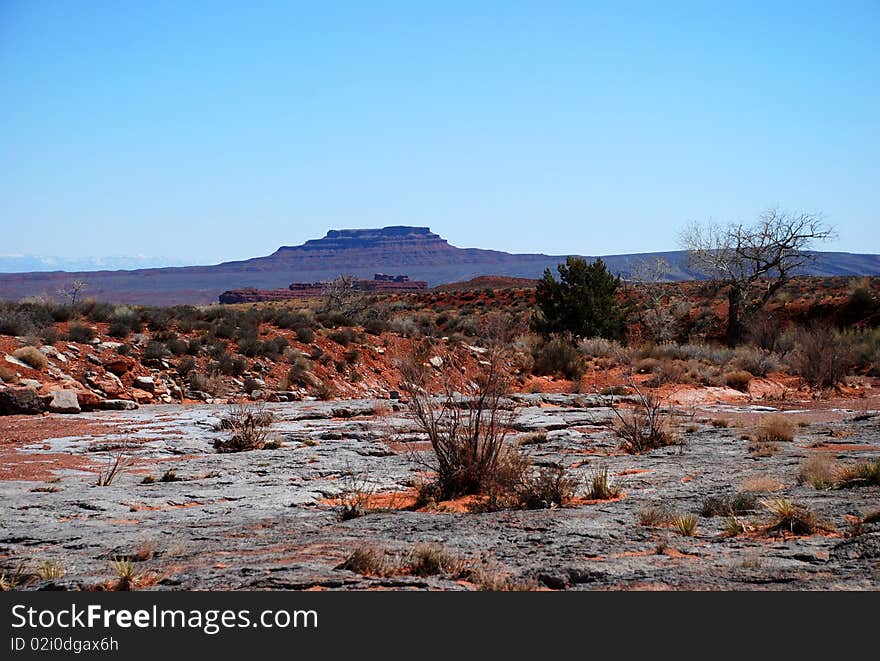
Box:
4;354;31;369
48;389;81;414
428;356;444;369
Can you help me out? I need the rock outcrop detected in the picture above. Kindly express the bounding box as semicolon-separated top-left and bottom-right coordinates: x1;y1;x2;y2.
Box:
219;273;427;304
0;386;45;415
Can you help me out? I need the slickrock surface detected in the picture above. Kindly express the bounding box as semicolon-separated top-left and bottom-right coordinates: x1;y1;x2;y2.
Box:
1;396;878;590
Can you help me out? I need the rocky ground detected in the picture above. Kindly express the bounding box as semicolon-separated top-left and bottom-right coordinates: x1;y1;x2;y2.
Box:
1;393;878;591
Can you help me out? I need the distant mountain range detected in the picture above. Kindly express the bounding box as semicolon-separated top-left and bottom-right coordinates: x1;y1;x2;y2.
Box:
0;254;195;273
0;226;878;305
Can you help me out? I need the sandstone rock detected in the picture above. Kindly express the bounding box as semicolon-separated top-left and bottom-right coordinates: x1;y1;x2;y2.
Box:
97;341;124;351
4;354;32;370
0;387;45;415
47;389;81;414
87;354;103;366
75;390;104;409
131;388;154;403
104;356;135;376
99;399;138;410
88;376;124;397
134;376;156;392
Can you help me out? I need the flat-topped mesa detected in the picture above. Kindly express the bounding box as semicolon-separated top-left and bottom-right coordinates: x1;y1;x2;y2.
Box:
219;273;427;304
283;226;451;252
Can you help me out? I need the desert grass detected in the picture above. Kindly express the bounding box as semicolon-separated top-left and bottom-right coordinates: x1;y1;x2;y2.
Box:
585;465;620;500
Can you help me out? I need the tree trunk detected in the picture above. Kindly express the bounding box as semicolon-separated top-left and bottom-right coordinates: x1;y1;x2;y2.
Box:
726;286;745;347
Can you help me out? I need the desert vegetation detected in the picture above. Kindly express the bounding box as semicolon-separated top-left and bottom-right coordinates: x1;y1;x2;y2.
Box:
0;257;878;592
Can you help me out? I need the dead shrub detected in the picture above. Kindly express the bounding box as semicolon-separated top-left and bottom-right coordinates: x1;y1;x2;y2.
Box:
700;492;759;517
516;463;579;509
638;505;672;527
334;466;375;521
835;459;880;488
607;380;677;453
214;403;275;452
798;454;839;489
338;545;391;576
723;369;753;392
740;475;783;493
747;438;780;457
752;414;794;444
788;323;851;388
13;346;47;371
95;447;134;486
398;339;514;500
404;544;462;577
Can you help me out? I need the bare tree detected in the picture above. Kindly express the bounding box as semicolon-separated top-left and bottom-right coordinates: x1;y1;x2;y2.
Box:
59;279;88;306
320;274;370;318
680;208;833;345
629;257;680;343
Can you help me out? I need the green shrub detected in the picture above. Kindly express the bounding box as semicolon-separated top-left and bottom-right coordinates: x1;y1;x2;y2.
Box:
295;326;315;343
67;323;95;343
533;256;624;340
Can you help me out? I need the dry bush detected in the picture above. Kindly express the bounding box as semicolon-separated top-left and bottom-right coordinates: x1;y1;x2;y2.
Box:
188;371;223;396
740;475;783;493
579;337;627;361
798;454;839;489
334;466;375;521
95;447;135;486
747;438;780;457
404;544;462;577
835;459;880;488
789;323;851;388
606;380;677;453
338;545;391;576
752;415;794;444
111;557;143;591
516;431;548;446
761;496;829;536
638;505;672;527
748;415;793;455
646;358;688;386
532;334;585;380
0;562;30;591
214;402;275;452
515;463;580;509
731;346;779;377
585;465;620;500
13;346;47;370
398;339;514;499
700;493;758;517
470;567;537;591
723;369;753;392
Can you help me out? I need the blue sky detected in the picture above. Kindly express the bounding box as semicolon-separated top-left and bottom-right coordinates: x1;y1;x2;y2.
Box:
1;1;878;265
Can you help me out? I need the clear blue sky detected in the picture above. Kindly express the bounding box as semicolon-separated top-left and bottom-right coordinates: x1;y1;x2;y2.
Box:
2;1;878;265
